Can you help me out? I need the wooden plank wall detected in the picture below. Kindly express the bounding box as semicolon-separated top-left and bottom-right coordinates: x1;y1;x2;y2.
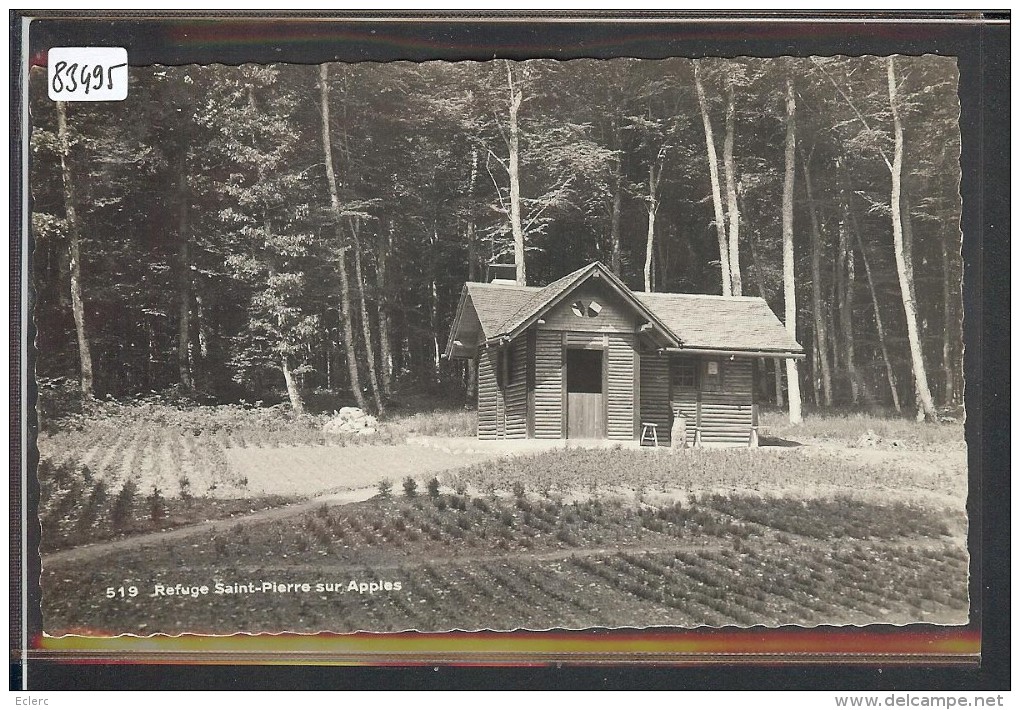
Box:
639;354;672;444
540;285;634;332
533;330;563;438
607;333;635;440
504;336;529;439
477;348;498;440
698;359;753;445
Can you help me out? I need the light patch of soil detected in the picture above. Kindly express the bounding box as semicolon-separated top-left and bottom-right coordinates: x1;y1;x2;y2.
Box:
222;444;495;497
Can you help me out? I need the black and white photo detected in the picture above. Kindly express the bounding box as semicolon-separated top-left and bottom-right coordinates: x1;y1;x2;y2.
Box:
30;52;969;637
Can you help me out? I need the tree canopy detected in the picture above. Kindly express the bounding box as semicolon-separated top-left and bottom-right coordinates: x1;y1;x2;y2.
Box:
30;56;963;418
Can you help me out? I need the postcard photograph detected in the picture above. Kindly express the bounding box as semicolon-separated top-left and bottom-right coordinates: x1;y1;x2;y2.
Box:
30;53;969;637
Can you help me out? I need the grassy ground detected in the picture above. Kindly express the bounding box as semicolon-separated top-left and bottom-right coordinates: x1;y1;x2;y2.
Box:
758;409;966;450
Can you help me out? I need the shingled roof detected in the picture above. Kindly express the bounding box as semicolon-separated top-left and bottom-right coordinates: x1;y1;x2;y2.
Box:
446;262;803;358
634;291;803;354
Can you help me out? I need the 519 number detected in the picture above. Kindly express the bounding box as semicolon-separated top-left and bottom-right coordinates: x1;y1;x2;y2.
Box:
105;585;138;599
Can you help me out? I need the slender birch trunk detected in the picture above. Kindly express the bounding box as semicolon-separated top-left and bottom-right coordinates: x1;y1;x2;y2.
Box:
176;152;194;391
465;150;479;399
941;224;955;405
800;148;833;407
838;216;861;404
377;222;394;396
353;225;385;414
610;156;623;276
782;78;802;424
318;63;367;411
694;62;732;296
643;161;659;293
887;57;937;422
194;293;208;361
505;61;526;285
723;81;742;296
749;231;783;407
281;355;304;414
812;329;822;407
56;101;95;400
851;218;901;412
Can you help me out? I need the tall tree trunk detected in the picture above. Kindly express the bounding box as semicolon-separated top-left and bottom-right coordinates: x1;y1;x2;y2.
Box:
749;230;783;407
838;216;861;404
318;63;367;411
610;156;623;276
377;222;394;396
56;101;95;400
643;162;659;293
782;78;802;424
466;148;480;282
352;225;385;415
723;81;743;296
941;224;955;405
505;61;526;285
430;227;441;376
465;150;479;400
176;153;194;391
852;223;901;412
194;293;208;361
800;148;833;407
281;354;304;414
694;62;732;296
887;57;937;423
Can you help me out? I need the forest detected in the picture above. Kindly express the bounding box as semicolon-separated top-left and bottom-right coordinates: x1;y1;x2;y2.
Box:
29;55;963;423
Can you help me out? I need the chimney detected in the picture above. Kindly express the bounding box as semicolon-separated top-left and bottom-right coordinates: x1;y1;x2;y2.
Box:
486;261;517;285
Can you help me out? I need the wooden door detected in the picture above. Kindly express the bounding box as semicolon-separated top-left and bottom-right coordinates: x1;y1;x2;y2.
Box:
566;348;604;438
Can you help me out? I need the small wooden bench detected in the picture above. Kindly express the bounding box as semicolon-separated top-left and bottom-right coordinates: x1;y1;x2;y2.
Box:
639;422;659;447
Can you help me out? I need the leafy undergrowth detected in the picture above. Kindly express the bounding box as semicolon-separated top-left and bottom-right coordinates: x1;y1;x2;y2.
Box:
45;400;475;446
758;410;965;450
37;458;293;553
42;488;969;634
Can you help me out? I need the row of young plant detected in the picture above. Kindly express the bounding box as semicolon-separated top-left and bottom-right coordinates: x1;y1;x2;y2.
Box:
441;447;940;500
38;423;244;500
38;459;169;551
37;457;291;552
189;474;962;569
88;537;967;634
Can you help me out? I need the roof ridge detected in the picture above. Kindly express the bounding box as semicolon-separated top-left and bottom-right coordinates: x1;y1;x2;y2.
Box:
494;263;594;333
638;291;767;302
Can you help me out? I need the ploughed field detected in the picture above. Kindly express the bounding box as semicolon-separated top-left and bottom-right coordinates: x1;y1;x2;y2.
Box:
43;474;969;634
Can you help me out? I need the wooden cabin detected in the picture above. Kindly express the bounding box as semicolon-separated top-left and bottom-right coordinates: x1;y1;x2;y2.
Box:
445;262;804;447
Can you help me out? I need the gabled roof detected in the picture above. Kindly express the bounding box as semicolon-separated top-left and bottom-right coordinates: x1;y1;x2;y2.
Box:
444;262;680;358
445;261;804;358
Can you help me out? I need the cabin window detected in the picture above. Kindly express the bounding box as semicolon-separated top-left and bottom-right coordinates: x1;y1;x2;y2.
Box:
671;358;697;389
702;360;723;392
